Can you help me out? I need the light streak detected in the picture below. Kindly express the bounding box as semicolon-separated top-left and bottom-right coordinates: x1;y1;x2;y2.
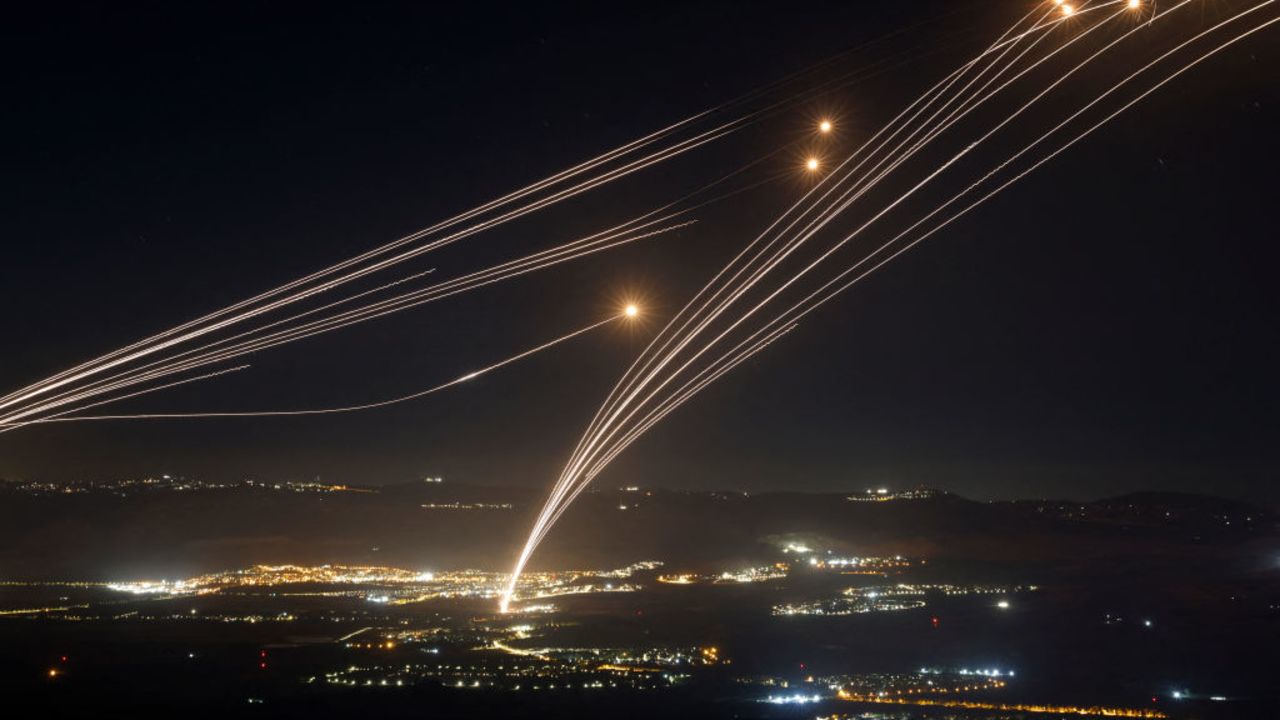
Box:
0;19;949;423
542;0;1088;513
501;0;1277;610
500;323;795;610
508;16;1023;608
515;9;1090;567
503;9;1070;607
0;124;728;424
1;138;784;429
0;219;693;428
8;313;628;425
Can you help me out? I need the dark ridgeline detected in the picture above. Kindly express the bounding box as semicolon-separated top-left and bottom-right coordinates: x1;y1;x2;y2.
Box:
0;479;1271;578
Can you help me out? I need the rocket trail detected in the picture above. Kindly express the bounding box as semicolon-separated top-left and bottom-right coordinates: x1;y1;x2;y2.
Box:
1;146;792;429
3;153;788;428
504;5;1064;608
500;322;797;611
0;126;735;420
544;0;1165;525
0;365;255;431
556;1;1094;476
500;0;1276;610
0;220;693;427
0;16;963;421
621;0;1276;449
0;3;1091;427
1;313;629;428
527;324;800;553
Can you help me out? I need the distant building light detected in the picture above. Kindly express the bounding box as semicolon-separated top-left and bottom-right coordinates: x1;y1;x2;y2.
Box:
763;693;823;705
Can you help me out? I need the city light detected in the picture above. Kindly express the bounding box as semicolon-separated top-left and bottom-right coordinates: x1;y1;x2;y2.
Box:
831;692;1167;718
774;582;1036;616
102;561;662;609
819;119;833;134
764;693;824;704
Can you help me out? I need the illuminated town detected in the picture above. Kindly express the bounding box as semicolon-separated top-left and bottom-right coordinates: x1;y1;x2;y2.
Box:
770;581;1039;617
845;487;941;502
100;561;662;607
2;0;1277;716
2;498;1268;719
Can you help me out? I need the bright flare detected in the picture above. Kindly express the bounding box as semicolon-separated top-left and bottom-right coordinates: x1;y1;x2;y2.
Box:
1062;4;1074;15
819;119;833;134
806;157;820;171
625;304;639;318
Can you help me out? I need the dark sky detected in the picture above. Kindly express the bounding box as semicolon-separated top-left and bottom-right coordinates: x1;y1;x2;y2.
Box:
2;1;1277;503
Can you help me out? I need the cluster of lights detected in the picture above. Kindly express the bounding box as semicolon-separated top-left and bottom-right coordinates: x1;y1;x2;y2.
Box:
956;668;1014;678
774;596;926;617
321;639;718;693
655;573;697;585
657;563;788;586
104;561;661;608
808;555;913;572
717;564;789;584
774;582;1036;616
829;693;1166;718
764;693;824;705
846;487;937;502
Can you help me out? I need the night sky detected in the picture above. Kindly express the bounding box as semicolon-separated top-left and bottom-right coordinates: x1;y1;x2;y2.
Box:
3;1;1277;502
